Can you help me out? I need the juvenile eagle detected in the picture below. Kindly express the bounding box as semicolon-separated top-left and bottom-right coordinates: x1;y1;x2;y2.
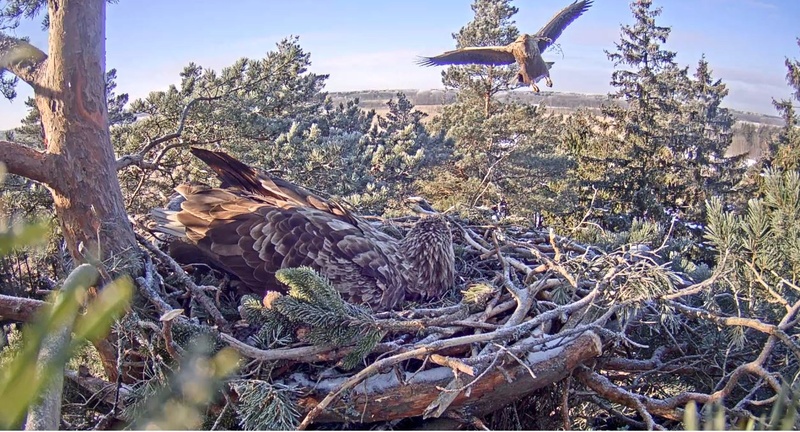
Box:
151;148;455;311
416;0;592;92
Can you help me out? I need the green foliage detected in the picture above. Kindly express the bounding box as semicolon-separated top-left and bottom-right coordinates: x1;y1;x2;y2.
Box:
768;38;800;172
705;169;800;315
567;0;746;234
128;340;240;430
231;380;300;430
351;92;451;214
0;260;133;428
240;267;384;370
418;0;575;223
441;0;519;100
116;40;441;215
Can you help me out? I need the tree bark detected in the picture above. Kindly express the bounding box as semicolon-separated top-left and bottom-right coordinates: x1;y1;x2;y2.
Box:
32;0;138;264
293;332;602;423
0;0;142;383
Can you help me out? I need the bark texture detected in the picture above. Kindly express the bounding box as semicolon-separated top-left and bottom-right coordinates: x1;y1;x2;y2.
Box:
295;332;602;423
35;0;137;263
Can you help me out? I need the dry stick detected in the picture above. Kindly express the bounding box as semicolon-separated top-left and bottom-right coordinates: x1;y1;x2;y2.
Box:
745;261;790;309
578;313;789;428
660;252;729;300
491;230;532;328
562;375;572;430
135;233;229;330
219;333;334;362
135;255;172;315
126;139;219;206
460;225;533;277
588;395;650;430
575;366;658;430
669;300;800;362
297;289;599;429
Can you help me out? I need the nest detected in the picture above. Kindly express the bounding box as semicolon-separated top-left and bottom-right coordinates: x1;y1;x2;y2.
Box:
133;213;705;430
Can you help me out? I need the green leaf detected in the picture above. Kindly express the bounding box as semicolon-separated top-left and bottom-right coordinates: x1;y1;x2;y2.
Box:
73;276;134;343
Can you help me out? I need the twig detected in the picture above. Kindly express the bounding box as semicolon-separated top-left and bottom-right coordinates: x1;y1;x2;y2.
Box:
115;97;218;171
135;233;229;330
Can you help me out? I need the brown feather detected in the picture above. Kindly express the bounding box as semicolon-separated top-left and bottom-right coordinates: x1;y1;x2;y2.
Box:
415;46;516;67
151;149;455;311
416;0;592;92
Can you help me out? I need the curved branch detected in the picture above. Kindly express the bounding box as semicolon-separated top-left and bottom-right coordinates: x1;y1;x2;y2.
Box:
0;35;47;89
115;96;218;171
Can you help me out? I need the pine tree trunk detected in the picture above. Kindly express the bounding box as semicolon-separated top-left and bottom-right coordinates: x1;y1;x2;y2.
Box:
36;0;138;264
0;0;140;383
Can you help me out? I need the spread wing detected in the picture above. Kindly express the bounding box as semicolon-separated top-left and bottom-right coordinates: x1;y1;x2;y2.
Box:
535;0;593;52
165;186;405;309
415;46;516;67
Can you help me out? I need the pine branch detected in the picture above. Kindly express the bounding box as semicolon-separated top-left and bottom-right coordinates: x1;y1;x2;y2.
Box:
0;140;58;188
0;35;47;89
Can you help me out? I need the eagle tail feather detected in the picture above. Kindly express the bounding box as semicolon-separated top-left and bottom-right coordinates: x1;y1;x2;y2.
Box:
150;208;187;238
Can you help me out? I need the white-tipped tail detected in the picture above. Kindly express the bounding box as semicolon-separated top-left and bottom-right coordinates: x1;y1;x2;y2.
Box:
150;208;187;238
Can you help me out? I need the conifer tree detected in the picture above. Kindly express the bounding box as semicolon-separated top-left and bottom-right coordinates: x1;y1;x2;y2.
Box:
440;0;519;116
769;38;800;171
422;0;569;220
573;0;745;230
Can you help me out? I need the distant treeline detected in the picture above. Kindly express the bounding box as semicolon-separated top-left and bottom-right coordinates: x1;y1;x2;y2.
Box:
329;89;783;158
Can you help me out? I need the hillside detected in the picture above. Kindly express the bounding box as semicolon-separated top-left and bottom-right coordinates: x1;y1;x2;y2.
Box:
330;89;783;159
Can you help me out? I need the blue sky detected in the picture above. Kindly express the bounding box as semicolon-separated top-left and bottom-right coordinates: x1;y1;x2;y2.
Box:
1;0;798;130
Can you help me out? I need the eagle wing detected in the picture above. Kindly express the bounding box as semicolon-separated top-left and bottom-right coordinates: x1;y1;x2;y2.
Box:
167;186;405;309
189;147;361;226
415;46;516;67
534;0;593;52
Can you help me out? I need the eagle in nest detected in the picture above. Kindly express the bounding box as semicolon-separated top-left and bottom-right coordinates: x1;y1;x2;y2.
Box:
150;148;455;312
416;0;592;92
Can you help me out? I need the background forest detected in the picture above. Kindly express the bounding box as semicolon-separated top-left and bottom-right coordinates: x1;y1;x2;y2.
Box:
1;0;800;430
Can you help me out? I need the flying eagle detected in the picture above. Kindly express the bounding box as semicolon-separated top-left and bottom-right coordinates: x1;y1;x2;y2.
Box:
416;0;592;92
151;148;455;311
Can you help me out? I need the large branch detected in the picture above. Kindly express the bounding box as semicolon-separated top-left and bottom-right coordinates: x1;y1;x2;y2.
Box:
293;332;603;425
0;35;47;88
0;293;45;322
0;140;58;188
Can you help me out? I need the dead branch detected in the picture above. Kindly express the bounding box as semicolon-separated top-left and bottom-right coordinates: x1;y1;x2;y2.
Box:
294;332;603;426
669;300;800;361
63;369;131;408
135;233;229;330
296;290;599;429
115;96;219;171
0;293;46;322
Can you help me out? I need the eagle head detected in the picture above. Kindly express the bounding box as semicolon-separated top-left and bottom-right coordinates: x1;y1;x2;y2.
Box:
401;214;455;301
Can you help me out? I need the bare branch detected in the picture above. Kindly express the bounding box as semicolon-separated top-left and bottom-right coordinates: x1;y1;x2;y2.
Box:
115;96;218;171
135;233;229;330
0;293;45;322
